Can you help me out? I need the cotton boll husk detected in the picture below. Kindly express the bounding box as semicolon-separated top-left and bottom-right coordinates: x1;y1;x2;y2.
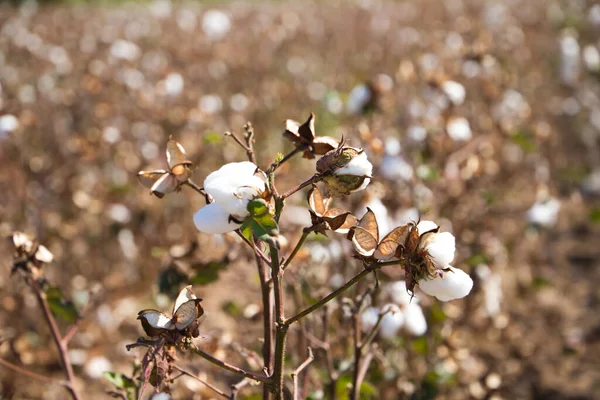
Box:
357;197;390;237
387;281;415;305
360;307;380;332
379;304;404;339
424;231;456;267
336;152;373;177
418;266;473;301
403;303;427;336
194;203;241;234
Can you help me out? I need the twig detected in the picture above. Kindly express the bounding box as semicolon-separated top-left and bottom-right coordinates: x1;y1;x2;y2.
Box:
0;358;69;387
354;351;374;396
243;123;257;165
225;131;252;154
62;291;93;345
350;310;362;400
285;268;372;326
291;348;314;400
360;310;390;351
254;238;274;400
267;146;306;174
282;229;312;271
281;174;322;200
191;347;271;384
172;365;229;399
184;179;211;204
230;378;249;400
29;278;81;400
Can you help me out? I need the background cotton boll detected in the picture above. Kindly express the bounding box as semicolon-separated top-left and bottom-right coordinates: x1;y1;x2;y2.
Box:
384;137;402;156
163;72;184;97
476;265;502;317
193;202;240;234
583;45;600;72
0;114;19;136
559;34;580;85
329;273;345;289
419;266;473;301
394;208;420;226
379;304;404;339
380;155;414;181
527;197;560;227
202;10;231;40
360;307;380;332
387;281;415;305
110;39;141;61
403;303;427;336
84;356;112;379
446;117;472;141
441;80;466;105
346;84;372;114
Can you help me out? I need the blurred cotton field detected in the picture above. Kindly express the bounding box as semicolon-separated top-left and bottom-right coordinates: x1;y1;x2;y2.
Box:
1;0;600;399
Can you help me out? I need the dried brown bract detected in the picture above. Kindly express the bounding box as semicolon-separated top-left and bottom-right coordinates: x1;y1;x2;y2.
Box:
307;184;357;235
283;113;339;159
138;138;193;198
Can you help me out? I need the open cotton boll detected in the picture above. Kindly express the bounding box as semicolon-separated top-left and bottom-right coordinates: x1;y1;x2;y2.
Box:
379;304;404;339
417;220;438;234
424;232;455;267
527;197;560;227
336;152;373;178
387;281;415;305
194;202;241;234
403;303;427;336
441;80;466;105
446;117;472;142
360;307;380;332
418;266;473;301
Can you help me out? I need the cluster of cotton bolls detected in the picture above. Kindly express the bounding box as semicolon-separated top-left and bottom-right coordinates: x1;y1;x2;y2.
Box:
361;281;427;339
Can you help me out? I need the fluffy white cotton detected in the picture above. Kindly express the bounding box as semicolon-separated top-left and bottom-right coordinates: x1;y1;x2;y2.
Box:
527;197;560;227
202;10;231;40
380;155;414;181
387;281;414;305
0;114;19;134
417;220;438;235
441;80;465;105
446;117;472;141
193;202;241;234
403;303;427;336
379;304;404;339
204;162;265;218
424;232;456;267
360;307;380;332
418;266;473;301
336;152;373;178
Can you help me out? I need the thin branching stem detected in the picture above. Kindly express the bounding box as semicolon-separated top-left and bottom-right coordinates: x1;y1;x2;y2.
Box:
268;145;306;174
291;347;314;400
236;230;271;264
0;358;69;387
184;180;211;203
282;229;312;270
281;174;322;200
191;347;271;384
29;278;81;400
172;365;229;399
242;123;257;165
225;131;252;153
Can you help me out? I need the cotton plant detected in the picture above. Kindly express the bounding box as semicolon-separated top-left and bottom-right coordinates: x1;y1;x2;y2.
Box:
124;114;473;400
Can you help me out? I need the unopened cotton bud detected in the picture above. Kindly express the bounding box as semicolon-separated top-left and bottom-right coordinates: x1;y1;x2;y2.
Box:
318;147;373;196
418;266;473;301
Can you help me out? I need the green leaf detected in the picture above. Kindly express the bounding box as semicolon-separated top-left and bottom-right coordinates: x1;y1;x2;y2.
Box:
104;371;135;390
203;131;223;145
241;199;279;245
589;207;600;224
45;286;79;323
511;130;536;153
335;375;378;400
275;152;284;163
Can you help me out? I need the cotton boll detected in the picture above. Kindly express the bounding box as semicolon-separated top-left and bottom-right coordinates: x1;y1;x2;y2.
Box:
336;152;373;177
202;10;231;40
417;220;438;235
423;232;456;267
194;203;241;234
446;117;472;142
384;137;401;156
559;34;580;85
418;266;473;301
379;304;404;339
360;307;380;332
583;45;600;72
346;84;372;114
84;356;112;379
527;197;560;227
441;80;465;105
380;155;414;181
403;303;427;336
387;281;415;305
0;114;19;136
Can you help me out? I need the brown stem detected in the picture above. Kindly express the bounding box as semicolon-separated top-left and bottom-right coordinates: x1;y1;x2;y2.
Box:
350;310;362;400
267;145;306;174
0;358;69;387
225;131;252;154
62;292;93;345
243;123;257;165
291;348;314;400
236;230;271;264
191;347;271;384
270;244;288;399
29;279;81;400
285;268;372;326
172;365;229;399
184;180;211;204
255;238;274;400
281;174;322;200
